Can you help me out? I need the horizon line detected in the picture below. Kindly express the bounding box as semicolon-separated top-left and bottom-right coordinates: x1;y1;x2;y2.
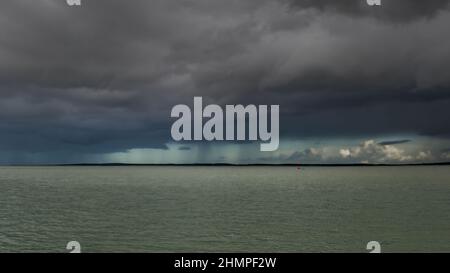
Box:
1;162;450;167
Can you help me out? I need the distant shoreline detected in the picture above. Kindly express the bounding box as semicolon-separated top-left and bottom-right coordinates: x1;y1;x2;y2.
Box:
2;162;450;167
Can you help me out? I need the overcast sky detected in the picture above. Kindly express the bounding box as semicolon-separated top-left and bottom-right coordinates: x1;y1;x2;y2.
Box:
1;0;450;164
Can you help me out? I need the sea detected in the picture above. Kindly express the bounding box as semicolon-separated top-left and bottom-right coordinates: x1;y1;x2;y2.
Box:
0;166;449;252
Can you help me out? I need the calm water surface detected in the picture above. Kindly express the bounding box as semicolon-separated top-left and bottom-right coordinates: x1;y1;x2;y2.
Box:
0;166;449;252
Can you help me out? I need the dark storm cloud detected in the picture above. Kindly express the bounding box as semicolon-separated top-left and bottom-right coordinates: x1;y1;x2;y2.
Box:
378;139;411;146
0;0;450;163
287;0;450;22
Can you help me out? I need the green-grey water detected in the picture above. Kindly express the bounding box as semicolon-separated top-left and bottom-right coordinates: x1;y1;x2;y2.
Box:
0;166;449;253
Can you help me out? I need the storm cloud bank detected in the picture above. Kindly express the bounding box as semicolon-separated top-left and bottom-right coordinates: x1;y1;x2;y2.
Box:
0;0;449;163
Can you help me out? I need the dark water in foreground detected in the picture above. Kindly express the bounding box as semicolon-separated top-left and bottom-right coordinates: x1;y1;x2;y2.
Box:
0;166;449;253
